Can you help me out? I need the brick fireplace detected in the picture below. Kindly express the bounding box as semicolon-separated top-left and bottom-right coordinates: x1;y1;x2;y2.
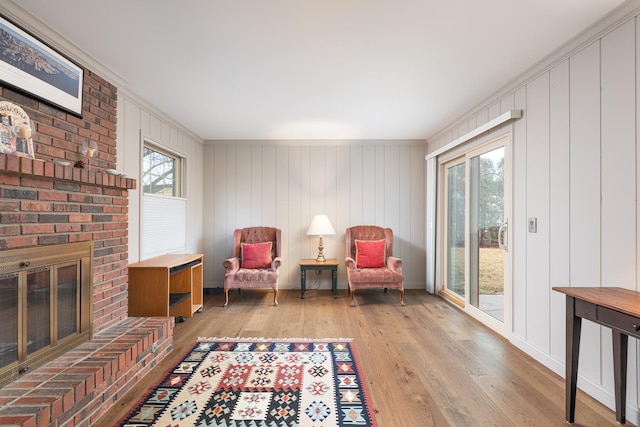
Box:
0;69;174;425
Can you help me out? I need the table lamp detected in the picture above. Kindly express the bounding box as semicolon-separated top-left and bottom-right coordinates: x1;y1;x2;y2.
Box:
306;214;335;262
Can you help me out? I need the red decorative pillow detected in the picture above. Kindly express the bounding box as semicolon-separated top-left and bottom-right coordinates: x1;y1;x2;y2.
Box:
355;239;386;268
241;242;273;269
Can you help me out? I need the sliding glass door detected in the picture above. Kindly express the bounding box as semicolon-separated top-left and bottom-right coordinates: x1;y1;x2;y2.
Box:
440;134;511;335
444;159;466;298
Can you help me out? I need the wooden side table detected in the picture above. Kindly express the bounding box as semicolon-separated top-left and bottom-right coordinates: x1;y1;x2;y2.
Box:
553;286;640;424
299;258;339;299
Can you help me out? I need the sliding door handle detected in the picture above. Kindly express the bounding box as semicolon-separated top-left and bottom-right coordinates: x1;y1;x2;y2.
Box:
498;220;508;252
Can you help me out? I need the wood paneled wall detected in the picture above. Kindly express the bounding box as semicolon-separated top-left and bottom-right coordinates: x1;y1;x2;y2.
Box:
117;95;204;263
202;141;427;290
426;10;640;423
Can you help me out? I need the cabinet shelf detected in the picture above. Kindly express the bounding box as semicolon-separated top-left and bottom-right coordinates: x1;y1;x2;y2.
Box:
169;292;191;308
127;253;204;319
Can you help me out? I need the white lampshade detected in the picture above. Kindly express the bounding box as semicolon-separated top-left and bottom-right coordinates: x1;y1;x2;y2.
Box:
306;214;335;236
307;215;335;262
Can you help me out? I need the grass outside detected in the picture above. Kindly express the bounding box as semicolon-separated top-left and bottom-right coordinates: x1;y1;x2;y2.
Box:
479;247;504;294
449;247;504;295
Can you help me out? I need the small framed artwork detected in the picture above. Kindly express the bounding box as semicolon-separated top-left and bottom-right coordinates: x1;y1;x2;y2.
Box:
0;101;34;158
0;14;83;117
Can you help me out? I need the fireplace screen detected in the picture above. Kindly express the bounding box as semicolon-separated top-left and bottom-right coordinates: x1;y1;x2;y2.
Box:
0;242;92;387
0;274;18;370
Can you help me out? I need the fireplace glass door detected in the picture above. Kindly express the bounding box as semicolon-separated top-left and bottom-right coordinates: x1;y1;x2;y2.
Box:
57;264;79;341
1;263;79;371
0;242;92;387
27;268;51;355
0;274;18;370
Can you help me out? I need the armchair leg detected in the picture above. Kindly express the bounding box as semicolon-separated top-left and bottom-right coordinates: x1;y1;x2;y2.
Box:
350;290;356;307
224;289;230;307
273;289;279;306
399;288;405;306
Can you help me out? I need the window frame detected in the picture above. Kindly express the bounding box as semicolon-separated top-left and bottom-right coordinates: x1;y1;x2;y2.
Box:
141;141;184;198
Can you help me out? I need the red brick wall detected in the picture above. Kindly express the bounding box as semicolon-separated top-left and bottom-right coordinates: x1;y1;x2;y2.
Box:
0;69;136;333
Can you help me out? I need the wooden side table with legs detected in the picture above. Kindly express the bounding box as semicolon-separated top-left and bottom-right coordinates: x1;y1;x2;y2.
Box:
553;286;640;425
299;258;339;299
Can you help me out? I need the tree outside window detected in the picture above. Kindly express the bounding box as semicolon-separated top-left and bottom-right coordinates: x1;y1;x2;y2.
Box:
142;144;183;197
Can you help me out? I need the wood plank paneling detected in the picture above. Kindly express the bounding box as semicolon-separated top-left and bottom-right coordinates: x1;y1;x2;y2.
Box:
601;20;636;291
488;102;502;122
336;145;351;286
410;144;426;285
398;146;411;275
349;145;364;226
363;145;376;225
225;146;237;252
212;144;229;285
186;135;204;255
202;144;215;283
636;16;640;410
203;141;427;290
122;95;204;264
512;87;527;339
549;59;570;362
525;72;551;352
276;145;290;276
300;146;312;256
288;145;303;277
375;145;386;225
121;98;141;262
261;145;277;225
235;145;252;226
569;41;602;386
250;146;264;224
600;19;637;396
384;145;401;233
324;145;338;267
569;42;601;287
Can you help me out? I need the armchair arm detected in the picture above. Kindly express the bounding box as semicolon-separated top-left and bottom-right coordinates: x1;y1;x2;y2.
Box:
271;256;283;272
345;256;357;270
223;257;240;273
386;256;403;273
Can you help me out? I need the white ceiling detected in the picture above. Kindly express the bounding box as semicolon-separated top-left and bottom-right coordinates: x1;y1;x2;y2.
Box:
9;0;628;141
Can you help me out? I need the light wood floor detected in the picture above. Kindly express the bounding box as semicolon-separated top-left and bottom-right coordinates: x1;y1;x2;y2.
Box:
94;289;625;427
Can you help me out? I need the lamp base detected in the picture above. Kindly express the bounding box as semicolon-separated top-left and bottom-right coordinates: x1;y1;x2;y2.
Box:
316;236;326;262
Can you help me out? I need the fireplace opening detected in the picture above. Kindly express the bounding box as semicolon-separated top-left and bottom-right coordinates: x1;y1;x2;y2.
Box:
0;241;93;387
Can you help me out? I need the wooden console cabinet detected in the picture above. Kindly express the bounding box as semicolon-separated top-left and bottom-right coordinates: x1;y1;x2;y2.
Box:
128;253;204;319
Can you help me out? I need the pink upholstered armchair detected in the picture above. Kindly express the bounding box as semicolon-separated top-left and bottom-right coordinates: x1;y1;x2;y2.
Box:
345;225;405;306
222;227;282;306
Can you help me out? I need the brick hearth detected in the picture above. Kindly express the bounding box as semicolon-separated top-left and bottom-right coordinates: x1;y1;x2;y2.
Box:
0;317;172;427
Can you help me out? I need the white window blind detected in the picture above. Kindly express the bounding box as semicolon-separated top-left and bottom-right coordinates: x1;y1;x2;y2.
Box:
142;194;187;259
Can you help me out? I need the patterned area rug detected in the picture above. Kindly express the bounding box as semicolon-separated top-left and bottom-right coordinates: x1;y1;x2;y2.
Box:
119;338;378;426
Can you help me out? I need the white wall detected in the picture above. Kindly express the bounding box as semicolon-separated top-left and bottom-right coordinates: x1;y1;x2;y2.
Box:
202;141;427;291
117;94;204;263
426;4;640;423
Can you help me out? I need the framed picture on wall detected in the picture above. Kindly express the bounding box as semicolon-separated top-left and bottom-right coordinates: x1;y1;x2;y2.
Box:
0;14;83;117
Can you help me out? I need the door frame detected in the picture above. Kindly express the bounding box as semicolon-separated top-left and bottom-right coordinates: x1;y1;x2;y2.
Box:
441;155;467;306
434;129;513;338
